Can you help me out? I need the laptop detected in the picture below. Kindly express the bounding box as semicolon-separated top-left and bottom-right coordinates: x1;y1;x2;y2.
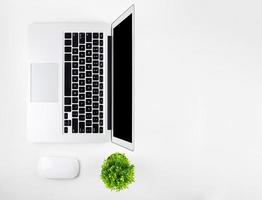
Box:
27;5;135;151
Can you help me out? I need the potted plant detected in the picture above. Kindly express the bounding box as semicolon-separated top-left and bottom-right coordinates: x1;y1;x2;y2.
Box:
100;152;135;191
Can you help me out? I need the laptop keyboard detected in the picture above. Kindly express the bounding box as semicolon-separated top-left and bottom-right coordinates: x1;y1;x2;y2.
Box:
63;32;104;134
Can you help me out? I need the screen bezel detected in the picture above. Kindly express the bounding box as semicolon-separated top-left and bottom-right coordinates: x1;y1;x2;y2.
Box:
111;5;135;151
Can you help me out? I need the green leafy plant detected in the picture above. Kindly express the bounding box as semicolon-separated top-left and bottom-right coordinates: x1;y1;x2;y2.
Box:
100;152;135;191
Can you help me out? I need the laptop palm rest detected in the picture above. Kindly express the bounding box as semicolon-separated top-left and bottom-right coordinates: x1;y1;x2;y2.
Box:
30;63;58;102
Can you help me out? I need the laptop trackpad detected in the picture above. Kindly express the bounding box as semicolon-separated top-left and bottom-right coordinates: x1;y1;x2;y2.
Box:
31;63;58;102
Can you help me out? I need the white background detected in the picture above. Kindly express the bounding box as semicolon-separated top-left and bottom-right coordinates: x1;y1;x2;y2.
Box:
0;0;262;199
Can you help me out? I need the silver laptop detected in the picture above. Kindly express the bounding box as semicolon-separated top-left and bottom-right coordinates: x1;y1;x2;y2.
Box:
27;5;135;151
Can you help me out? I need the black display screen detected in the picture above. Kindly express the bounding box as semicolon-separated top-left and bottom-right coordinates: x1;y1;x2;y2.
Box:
113;14;133;143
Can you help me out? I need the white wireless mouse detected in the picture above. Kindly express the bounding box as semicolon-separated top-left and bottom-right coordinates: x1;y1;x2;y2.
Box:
38;156;80;179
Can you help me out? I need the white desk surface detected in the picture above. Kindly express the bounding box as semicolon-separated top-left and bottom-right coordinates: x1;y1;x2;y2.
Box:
0;0;262;199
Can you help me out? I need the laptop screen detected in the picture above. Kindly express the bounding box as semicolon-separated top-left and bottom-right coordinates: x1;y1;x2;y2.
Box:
113;13;133;143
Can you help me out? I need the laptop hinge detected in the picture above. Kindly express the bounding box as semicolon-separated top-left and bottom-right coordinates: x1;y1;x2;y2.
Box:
107;36;112;130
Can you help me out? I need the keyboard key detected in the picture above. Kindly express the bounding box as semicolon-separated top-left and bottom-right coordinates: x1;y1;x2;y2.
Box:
86;43;92;49
86;57;92;63
86;120;92;126
79;65;85;71
99;112;103;118
79;45;85;51
100;105;103;111
72;76;78;82
93;33;99;38
72;83;78;89
100;40;103;46
86;92;92;98
79;101;85;107
99;98;103;104
86;71;92;77
72;118;78;133
93;117;98;122
79;115;85;121
100;54;103;60
100;47;103;53
65;54;71;61
100;69;103;75
86;113;92;119
100;33;103;39
72;104;78;110
93;81;99;87
79;108;85;113
64;62;71;96
79;122;85;133
73;48;78;54
73;55;78;61
79;33;85;44
73;69;78;75
79;87;85;93
93;75;99;80
65;33;71;38
80;59;85;64
93;61;98;66
86;127;92;133
86;85;92;91
79;80;85;85
93;68;98;73
79;52;85;58
73;97;78;103
86;64;92;70
86;106;91;112
93;96;98;101
99;83;103;89
100;76;103;82
72;33;78;47
93;54;98;59
64;113;68;119
86;99;92;105
100;62;103;67
100;90;103;96
93;89;98;94
93;102;98;108
67;120;71;126
65;47;71;52
93;124;98;133
86;33;92;42
93;109;98;115
64;106;71;112
65;40;71;45
73;62;78;68
79;93;85;99
72;90;77;96
72;111;78;117
99;120;103;126
99;127;103;133
93;47;99;52
65;97;71;105
64;127;68;133
79;73;85;78
86;50;91;56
